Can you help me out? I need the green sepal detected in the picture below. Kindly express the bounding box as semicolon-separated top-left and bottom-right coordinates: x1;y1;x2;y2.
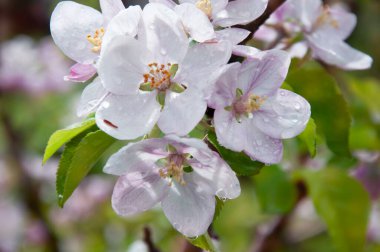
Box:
156;91;166;108
170;82;186;93
169;64;179;77
235;88;243;98
139;82;154;91
183;166;193;173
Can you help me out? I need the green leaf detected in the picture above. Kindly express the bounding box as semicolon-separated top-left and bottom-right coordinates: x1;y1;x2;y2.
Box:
298;118;317;157
296;169;370;252
253;165;297;214
57;130;116;207
187;234;216;252
43;118;96;164
207;131;264;176
286;62;351;157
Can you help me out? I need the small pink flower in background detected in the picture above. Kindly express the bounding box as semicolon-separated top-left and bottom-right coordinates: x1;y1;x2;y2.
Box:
104;135;240;237
353;152;380;201
0;36;69;95
95;3;231;139
50;0;125;82
208;50;310;164
255;0;372;70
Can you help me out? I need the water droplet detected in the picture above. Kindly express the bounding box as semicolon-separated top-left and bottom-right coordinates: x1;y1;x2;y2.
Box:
294;102;301;111
280;90;286;96
173;223;181;230
257;140;262;146
149;24;155;30
160;48;167;56
216;188;227;198
58;194;63;199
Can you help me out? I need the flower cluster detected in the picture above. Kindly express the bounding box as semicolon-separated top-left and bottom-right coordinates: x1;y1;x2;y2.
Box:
50;0;318;236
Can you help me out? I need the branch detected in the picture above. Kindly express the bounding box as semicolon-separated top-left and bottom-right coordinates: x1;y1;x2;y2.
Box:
143;226;161;252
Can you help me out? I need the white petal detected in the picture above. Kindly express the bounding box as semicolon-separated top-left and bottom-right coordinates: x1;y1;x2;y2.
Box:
77;77;108;117
189;154;240;199
96;93;161;140
176;40;232;90
141;3;188;63
104;139;168;175
162;180;215;237
215;28;250;45
112;172;169;216
211;0;229;16
212;0;268;27
306;31;372;70
327;5;356;40
238;49;290;96
158;89;207;136
101;6;142;51
99;0;125;24
150;0;177;8
175;3;215;42
254;89;311;139
232;45;260;57
213;108;247;152
98;35;151;95
208;62;240;109
281;0;322;30
50;1;103;64
244;120;283;164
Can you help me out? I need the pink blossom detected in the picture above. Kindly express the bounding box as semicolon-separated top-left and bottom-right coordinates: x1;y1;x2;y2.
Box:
208;50;310;163
104;135;240;237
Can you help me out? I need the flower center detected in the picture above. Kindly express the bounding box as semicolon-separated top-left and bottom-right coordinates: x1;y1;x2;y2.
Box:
228;89;266;121
87;27;105;53
196;0;213;19
143;62;173;90
313;6;339;31
159;153;188;186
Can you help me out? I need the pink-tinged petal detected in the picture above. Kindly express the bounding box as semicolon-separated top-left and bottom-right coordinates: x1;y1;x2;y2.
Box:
306;31;373;70
99;0;125;24
176;40;232;89
77;77;108;117
150;0;177;9
232;45;260;58
161;180;215;237
208;62;240;109
98;35;151;95
211;0;229;16
280;0;322;31
104;139;169;176
244;120;283;164
96;92;161;140
327;5;356;40
239;50;290;96
214;108;247;152
101;6;142;51
158;89;207;136
212;0;268;27
175;3;215;42
254;25;278;43
141;3;188;63
189;154;240;199
64;63;97;83
164;135;210;154
50;1;103;64
215;28;250;45
112;172;169;216
254;89;311;139
287;42;308;59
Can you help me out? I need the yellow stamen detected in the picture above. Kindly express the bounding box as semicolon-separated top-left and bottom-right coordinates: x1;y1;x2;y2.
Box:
87;27;105;53
196;0;212;19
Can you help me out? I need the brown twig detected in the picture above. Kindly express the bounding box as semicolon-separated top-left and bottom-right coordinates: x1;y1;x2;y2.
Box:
143;226;161;252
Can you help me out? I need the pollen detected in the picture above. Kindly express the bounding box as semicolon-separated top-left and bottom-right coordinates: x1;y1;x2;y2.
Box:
195;0;212;19
314;6;340;30
87;27;105;53
143;62;172;89
158;154;187;186
233;93;266;116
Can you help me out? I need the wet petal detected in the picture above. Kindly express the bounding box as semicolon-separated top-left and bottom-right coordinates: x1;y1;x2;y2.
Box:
244;120;283;164
306;31;372;70
104;139;169;175
77;77;108;117
254;89;311;139
112;172;169;216
213;0;268;27
50;1;103;64
99;0;125;24
238;49;290;96
141;3;188;63
162;180;215;237
64;63;97;83
96;92;161;140
158;89;207;136
101;6;142;51
189;154;240;199
175;3;215;42
215;28;250;45
213;108;247;152
98;35;151;95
